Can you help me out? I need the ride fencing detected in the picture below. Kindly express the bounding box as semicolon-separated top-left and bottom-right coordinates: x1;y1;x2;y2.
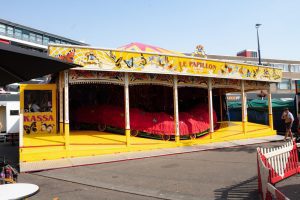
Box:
257;141;300;200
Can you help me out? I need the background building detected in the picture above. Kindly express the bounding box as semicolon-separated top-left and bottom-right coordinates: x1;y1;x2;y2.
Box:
0;18;87;136
0;18;87;52
237;49;257;58
207;53;300;98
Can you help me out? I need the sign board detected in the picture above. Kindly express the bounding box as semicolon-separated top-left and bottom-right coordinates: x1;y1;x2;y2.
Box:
49;45;282;82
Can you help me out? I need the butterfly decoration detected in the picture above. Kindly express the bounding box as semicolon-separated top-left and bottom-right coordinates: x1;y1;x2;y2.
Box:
158;56;168;67
252;68;259;78
239;67;245;75
41;122;54;133
262;69;270;79
57;49;75;63
23;122;37;134
106;51;123;68
246;69;252;77
115;57;123;68
124;57;134;68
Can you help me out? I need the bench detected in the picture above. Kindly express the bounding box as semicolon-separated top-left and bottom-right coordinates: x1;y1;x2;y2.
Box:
257;140;300;200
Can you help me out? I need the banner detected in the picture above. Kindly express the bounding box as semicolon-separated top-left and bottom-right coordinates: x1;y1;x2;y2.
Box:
49;45;282;82
20;84;57;136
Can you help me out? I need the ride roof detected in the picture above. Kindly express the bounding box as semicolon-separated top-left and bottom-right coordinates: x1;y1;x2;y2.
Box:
48;43;282;83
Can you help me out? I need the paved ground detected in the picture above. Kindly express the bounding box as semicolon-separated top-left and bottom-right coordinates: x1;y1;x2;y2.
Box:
17;141;293;200
276;174;300;200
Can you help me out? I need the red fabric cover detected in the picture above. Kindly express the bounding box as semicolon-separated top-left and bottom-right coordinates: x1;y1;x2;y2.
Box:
74;104;217;136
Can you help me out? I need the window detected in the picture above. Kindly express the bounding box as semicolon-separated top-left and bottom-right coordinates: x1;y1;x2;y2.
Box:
272;63;289;72
22;30;29;41
36;34;42;44
15;28;22;39
24;90;52;113
0;24;6;34
29;32;36;42
7;26;13;36
10;110;19;116
43;36;49;45
55;39;61;44
49;37;56;44
290;65;300;72
282;64;289;72
291;80;296;90
277;79;290;90
251;52;257;58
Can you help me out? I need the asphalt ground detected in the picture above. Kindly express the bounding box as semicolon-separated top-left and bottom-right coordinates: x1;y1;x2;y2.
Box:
276;174;300;200
16;141;300;200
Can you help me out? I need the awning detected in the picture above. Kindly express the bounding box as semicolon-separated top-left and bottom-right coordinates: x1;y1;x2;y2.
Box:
0;43;80;86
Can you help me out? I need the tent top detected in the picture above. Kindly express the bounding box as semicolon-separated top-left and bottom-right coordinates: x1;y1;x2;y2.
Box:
0;43;80;86
48;44;283;83
118;42;185;56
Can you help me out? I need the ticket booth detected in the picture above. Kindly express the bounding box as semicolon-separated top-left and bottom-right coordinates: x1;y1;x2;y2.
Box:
19;84;57;147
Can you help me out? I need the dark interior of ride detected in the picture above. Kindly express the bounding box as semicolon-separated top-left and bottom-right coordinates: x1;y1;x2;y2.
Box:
68;84;228;140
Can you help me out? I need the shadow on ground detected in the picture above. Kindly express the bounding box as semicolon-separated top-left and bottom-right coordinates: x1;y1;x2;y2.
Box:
214;176;258;200
0;143;19;170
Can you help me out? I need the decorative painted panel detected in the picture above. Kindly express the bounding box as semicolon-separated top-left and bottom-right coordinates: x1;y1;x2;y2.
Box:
49;45;282;82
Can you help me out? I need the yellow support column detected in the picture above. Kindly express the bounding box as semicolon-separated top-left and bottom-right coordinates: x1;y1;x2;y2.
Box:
208;78;214;139
124;73;131;146
173;76;180;144
241;80;247;135
64;70;70;150
268;85;273;130
59;72;64;134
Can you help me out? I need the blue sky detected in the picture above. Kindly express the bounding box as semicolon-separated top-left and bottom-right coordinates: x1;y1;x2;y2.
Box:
1;0;299;60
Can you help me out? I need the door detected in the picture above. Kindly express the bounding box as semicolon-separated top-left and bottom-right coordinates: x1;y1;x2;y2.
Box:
0;106;6;132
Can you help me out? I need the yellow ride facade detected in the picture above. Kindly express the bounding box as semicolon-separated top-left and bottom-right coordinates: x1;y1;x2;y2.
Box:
19;44;282;168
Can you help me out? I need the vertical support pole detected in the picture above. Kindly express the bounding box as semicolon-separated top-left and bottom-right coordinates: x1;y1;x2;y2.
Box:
268;85;273;130
64;70;70;149
241;80;247;134
208;78;214;139
124;72;131;146
59;72;64;134
173;76;180;144
19;112;23;147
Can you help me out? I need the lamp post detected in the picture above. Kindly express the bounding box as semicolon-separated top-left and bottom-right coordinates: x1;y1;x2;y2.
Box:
255;24;262;65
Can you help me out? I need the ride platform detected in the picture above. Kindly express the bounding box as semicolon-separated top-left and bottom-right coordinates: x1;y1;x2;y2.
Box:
20;121;276;163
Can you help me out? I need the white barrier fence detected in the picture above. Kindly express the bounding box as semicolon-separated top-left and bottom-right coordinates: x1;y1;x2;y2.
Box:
257;140;299;200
